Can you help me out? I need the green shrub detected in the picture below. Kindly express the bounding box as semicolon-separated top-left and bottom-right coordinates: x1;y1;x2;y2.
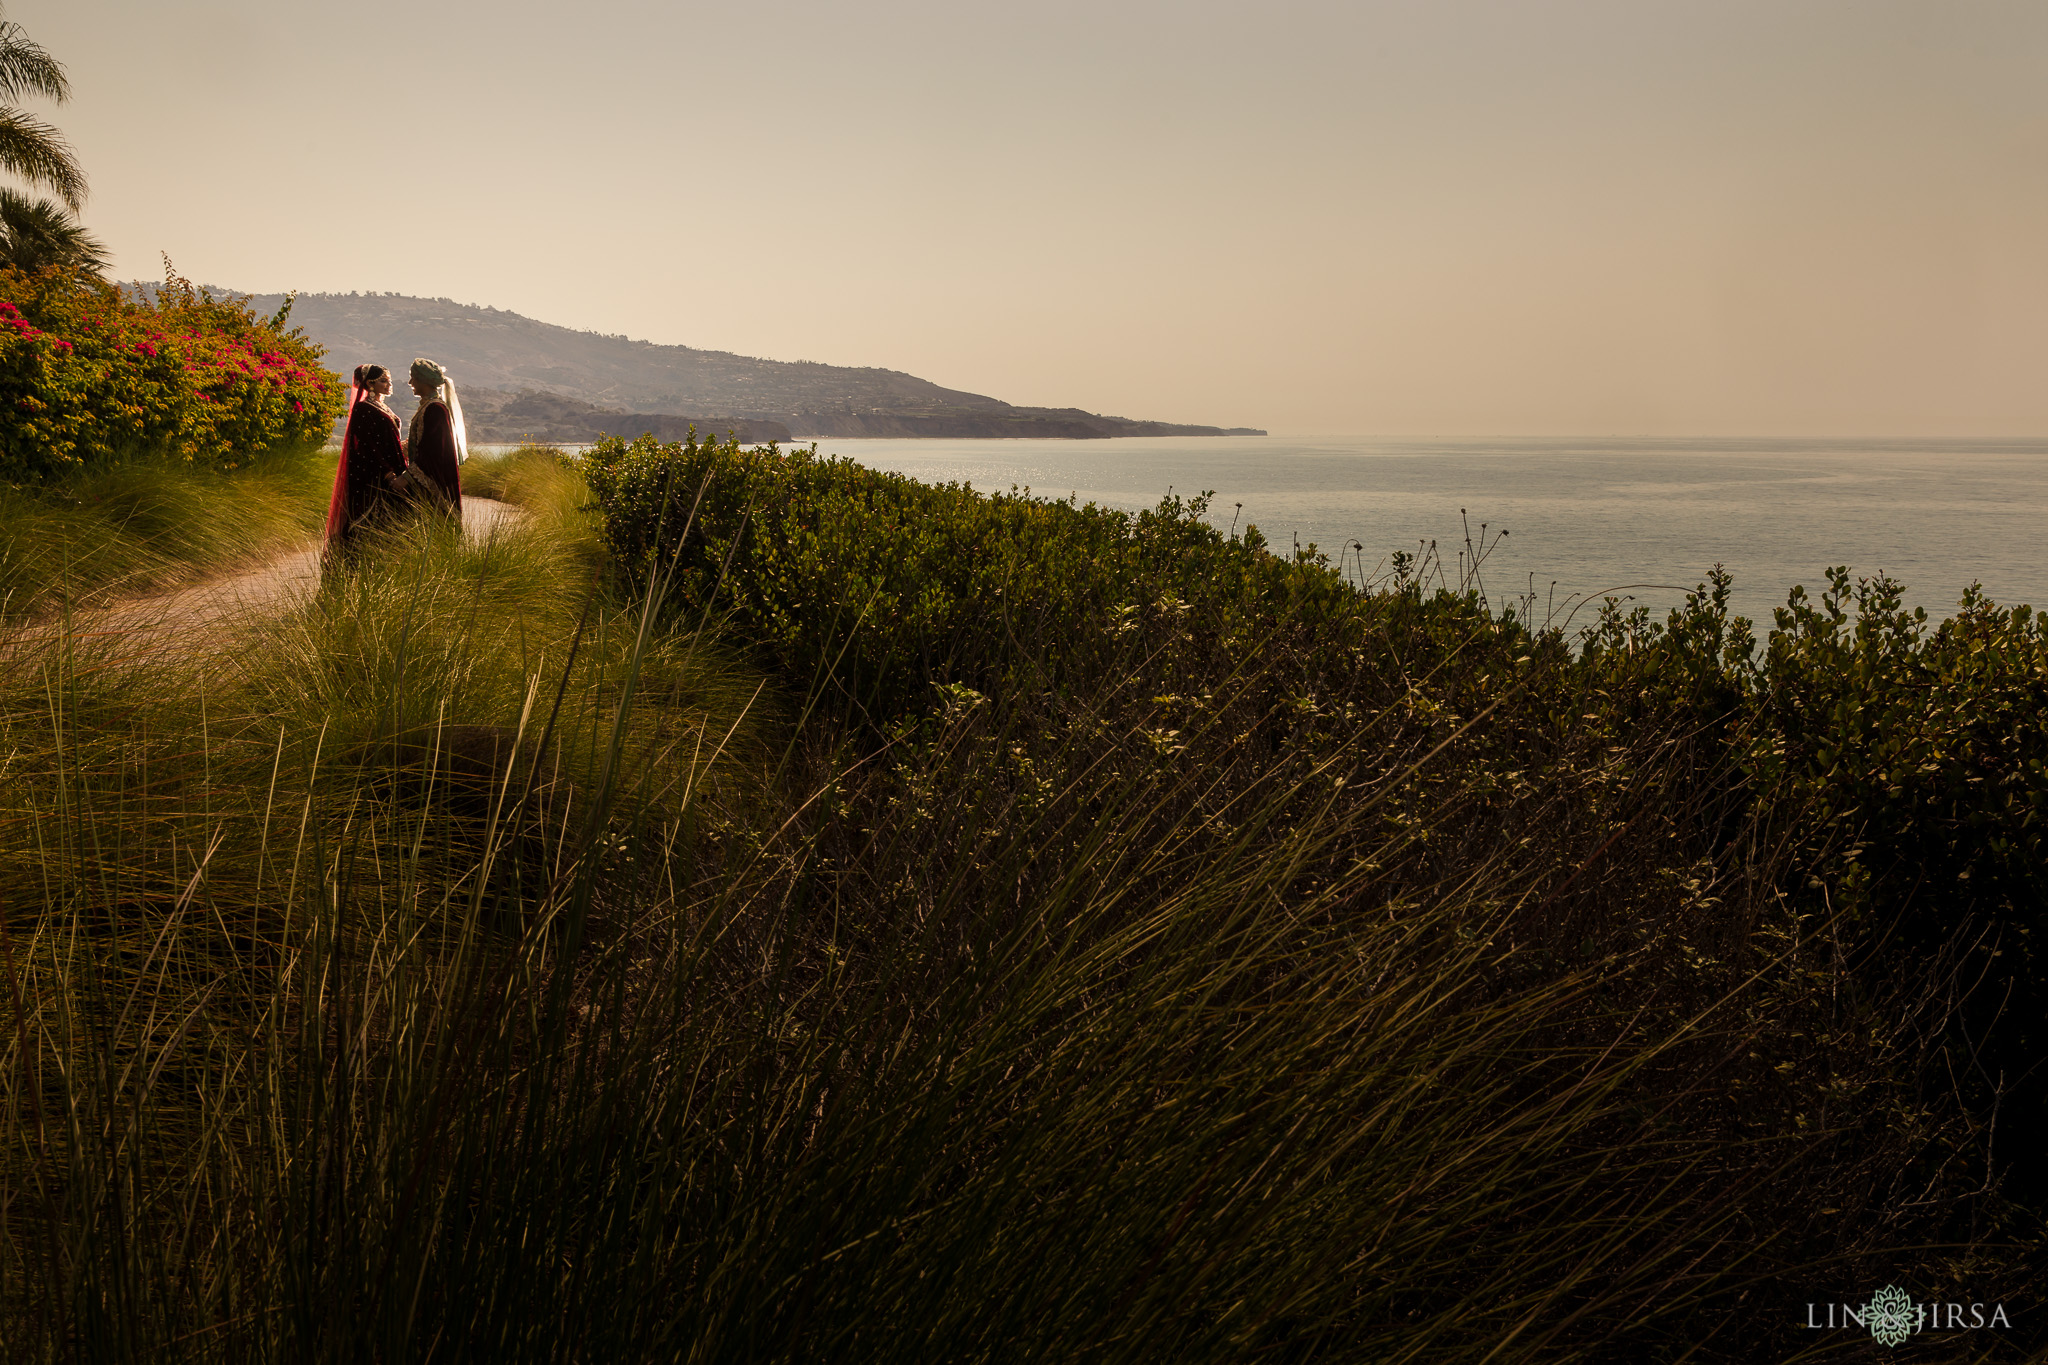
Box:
1749;571;2048;917
0;266;341;480
1575;565;2048;1199
581;431;1358;721
1750;572;2048;1185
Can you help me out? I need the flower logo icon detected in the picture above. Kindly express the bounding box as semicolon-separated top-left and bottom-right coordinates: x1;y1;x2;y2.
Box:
1866;1285;1919;1348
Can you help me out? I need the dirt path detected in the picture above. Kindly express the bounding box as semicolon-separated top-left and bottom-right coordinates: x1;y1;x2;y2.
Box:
8;497;523;662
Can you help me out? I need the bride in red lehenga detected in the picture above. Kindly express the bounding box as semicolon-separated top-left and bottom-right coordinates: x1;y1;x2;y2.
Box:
403;357;466;516
324;363;408;562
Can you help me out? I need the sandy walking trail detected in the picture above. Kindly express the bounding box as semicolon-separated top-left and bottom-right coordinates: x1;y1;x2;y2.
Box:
6;497;523;664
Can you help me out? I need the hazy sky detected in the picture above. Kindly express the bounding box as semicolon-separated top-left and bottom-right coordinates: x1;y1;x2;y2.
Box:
18;0;2048;434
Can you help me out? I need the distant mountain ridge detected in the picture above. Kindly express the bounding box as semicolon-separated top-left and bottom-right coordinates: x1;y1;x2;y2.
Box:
455;387;792;446
222;290;1263;441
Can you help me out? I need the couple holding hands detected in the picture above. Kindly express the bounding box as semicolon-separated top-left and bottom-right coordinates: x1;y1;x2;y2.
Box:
325;357;468;557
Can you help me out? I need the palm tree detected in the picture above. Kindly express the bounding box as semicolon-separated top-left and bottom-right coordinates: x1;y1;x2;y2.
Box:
0;9;98;279
0;186;107;279
0;9;84;211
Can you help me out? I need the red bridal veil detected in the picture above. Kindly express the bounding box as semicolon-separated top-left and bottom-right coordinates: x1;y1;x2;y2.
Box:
325;381;367;544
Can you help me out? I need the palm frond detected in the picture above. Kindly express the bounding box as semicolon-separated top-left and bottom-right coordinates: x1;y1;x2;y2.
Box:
0;185;108;279
0;106;83;209
0;21;68;103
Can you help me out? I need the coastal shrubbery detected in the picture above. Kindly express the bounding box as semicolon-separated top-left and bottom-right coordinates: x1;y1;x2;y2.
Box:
595;431;2048;1214
0;265;340;481
3;439;2042;1359
1579;567;2048;1189
582;430;1357;720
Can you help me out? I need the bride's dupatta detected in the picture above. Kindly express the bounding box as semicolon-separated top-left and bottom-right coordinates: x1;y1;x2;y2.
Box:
325;381;368;544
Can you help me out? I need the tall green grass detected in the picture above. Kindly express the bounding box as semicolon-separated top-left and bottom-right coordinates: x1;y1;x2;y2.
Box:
0;440;332;623
0;444;2036;1360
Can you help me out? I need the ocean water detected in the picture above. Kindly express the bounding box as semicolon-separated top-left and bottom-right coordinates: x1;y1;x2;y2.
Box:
814;435;2048;630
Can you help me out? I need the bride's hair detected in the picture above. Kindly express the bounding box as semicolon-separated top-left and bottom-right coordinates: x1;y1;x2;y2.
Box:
353;363;389;387
409;357;445;389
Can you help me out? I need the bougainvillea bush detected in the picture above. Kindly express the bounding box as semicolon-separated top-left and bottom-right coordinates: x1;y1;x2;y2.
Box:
0;266;342;481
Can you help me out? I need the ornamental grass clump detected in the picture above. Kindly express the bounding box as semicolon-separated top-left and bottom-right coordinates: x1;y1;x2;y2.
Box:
0;448;330;622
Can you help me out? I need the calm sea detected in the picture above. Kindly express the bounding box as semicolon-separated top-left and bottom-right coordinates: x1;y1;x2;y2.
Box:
814;435;2048;630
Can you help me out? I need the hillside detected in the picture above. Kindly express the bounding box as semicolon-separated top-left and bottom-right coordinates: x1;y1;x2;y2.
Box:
455;388;792;446
231;290;1264;440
